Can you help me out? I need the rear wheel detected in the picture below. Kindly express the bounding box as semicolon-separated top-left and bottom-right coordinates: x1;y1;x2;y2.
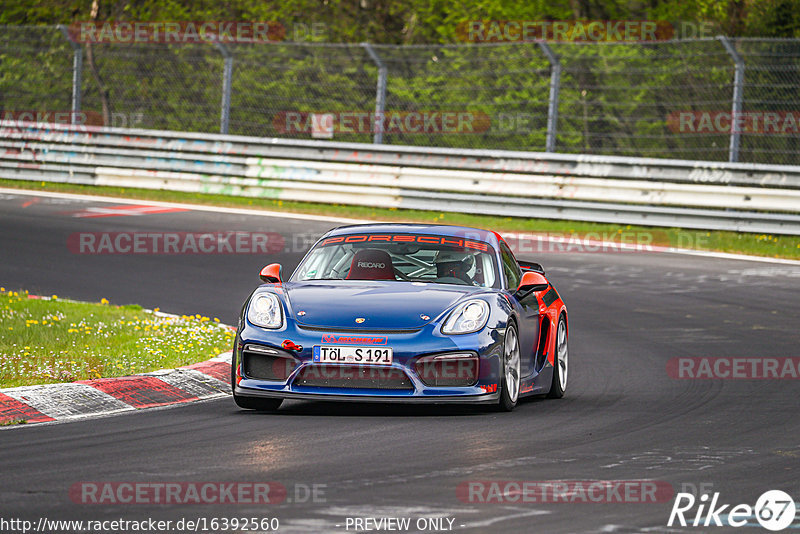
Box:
497;322;521;412
547;315;568;398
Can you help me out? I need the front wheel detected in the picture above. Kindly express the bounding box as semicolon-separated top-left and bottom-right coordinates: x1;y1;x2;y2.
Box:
233;391;283;411
547;315;568;398
497;322;521;412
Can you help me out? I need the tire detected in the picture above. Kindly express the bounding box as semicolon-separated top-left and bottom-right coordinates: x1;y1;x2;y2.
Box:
231;342;283;411
233;391;283;411
497;321;521;412
547;315;568;399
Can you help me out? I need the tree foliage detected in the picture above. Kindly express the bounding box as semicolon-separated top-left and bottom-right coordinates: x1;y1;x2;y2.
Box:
2;0;799;41
1;1;799;164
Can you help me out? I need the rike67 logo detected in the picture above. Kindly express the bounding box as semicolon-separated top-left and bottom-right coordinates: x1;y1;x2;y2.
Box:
668;490;796;531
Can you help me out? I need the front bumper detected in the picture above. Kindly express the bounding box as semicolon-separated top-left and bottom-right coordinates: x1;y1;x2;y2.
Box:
232;387;502;404
234;320;505;403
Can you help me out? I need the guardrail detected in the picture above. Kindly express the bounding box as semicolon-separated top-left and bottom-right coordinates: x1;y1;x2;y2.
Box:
2;121;800;235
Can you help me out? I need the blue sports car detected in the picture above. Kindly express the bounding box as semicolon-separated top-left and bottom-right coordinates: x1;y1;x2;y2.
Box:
232;223;568;412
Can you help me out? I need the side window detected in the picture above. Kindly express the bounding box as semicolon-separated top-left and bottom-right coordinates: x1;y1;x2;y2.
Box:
499;242;521;289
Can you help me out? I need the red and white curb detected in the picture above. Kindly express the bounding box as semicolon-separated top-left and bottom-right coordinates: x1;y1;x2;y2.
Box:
0;353;232;426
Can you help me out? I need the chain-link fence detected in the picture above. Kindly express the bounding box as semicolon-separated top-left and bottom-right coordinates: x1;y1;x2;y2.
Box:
2;25;799;164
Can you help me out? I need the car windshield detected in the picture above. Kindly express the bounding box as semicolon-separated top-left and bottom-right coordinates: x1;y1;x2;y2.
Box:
292;233;499;288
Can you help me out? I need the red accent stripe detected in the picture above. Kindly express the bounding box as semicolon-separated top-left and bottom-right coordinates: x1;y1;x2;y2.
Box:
184;361;230;383
0;393;55;423
78;377;198;408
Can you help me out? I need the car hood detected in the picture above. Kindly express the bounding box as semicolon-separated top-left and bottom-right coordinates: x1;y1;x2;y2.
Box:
283;281;485;330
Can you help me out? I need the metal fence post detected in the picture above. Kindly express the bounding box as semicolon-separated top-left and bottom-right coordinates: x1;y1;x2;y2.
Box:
214;42;233;135
718;36;744;163
57;25;83;124
538;42;561;153
361;43;387;144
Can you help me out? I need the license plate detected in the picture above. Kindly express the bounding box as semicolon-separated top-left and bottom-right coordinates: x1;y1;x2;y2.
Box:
313;345;393;365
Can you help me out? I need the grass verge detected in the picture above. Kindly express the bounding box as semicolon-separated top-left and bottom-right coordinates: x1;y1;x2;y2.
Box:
0;288;235;388
1;178;799;259
0;418;27;426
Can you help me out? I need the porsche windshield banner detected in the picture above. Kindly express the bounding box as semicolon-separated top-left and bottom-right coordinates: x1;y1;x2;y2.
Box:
318;234;493;252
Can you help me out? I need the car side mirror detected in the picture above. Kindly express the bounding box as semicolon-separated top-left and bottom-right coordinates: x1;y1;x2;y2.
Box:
518;260;545;275
260;263;283;283
517;271;549;294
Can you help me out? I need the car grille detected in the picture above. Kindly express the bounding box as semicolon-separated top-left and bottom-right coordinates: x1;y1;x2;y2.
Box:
242;345;298;381
293;365;414;390
415;354;479;387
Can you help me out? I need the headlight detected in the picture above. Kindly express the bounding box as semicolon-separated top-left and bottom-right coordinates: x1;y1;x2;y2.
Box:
247;293;283;329
441;299;489;335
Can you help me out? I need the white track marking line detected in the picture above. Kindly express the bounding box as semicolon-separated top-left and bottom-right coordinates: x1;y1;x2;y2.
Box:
0;187;367;224
3;187;799;265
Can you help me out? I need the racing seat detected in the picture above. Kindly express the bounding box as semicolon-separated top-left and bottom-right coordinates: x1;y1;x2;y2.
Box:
346;249;395;280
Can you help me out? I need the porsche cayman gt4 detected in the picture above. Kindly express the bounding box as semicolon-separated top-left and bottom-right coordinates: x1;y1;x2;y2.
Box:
232;224;568;412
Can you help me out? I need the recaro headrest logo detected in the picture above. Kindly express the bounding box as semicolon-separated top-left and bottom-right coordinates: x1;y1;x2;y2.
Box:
358;262;385;269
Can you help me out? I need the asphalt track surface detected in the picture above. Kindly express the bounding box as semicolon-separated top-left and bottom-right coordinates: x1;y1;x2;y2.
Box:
1;190;799;533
